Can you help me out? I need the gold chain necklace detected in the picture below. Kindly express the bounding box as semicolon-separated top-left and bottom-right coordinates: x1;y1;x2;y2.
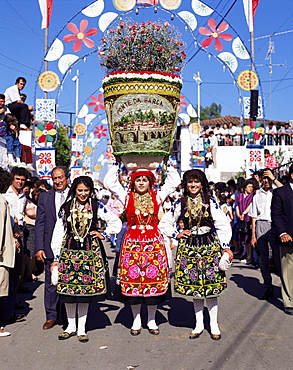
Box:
184;195;207;230
134;191;154;216
70;198;93;244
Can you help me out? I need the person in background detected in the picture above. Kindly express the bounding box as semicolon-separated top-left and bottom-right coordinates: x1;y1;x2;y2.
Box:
1;114;24;168
221;123;230;146
235;179;256;264
281;122;292;145
264;149;278;170
24;186;44;282
35;166;70;330
0;94;10;122
276;123;283;145
266;122;277;146
36;179;52;191
219;193;233;226
214;124;222;145
205;146;213;168
4;77;33;129
234;123;242;146
162;196;173;213
252;171;262;188
249;169;282;299
271;164;293;315
0;169;17;336
228;122;236;146
4;167;29;299
208;131;218;168
22;181;32;199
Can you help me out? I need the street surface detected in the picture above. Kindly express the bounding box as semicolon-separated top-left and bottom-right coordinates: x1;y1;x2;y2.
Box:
1;241;292;370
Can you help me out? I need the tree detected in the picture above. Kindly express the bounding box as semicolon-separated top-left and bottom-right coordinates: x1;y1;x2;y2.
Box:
53;125;71;166
200;102;222;120
187;102;222;121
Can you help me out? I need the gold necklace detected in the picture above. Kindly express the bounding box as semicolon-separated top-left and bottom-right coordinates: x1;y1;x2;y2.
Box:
184;195;208;230
70;198;93;244
134;191;154;216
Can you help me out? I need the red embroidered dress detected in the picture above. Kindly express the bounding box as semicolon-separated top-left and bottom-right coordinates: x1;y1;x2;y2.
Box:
117;189;169;297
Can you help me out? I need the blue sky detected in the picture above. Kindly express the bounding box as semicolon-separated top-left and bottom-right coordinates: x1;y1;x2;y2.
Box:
1;0;293;177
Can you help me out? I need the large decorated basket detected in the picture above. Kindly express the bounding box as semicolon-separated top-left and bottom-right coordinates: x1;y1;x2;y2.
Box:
103;71;182;169
99;19;186;169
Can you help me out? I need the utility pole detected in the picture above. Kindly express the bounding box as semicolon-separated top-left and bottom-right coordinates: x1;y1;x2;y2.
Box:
254;30;291;119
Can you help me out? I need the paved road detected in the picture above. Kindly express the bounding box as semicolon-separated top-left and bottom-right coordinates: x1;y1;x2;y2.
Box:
1;242;292;370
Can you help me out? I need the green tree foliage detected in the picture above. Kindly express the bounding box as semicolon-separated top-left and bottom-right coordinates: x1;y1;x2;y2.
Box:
200;102;222;120
188;102;222;122
53;125;71;166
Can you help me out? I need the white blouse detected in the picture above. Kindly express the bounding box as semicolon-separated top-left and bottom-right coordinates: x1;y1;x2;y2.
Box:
103;162;181;207
52;200;122;261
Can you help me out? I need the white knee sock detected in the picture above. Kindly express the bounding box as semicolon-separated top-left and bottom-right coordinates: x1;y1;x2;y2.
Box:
77;303;89;336
65;303;76;333
206;297;220;335
131;304;142;330
192;299;204;334
147;305;158;330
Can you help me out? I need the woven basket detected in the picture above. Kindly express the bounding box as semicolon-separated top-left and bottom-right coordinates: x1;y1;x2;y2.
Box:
103;71;181;170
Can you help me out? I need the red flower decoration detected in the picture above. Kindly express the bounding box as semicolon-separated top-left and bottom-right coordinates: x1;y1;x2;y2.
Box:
198;19;232;52
88;94;105;112
179;95;187;112
104;147;115;161
94;125;108;138
63;19;98;52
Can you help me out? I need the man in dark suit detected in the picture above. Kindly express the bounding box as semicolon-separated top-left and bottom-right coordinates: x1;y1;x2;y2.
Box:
35;166;69;329
271;164;293;315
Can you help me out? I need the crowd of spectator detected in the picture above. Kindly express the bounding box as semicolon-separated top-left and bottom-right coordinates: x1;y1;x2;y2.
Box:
200;121;293;147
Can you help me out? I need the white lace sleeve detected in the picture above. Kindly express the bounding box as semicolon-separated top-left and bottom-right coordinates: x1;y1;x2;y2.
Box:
97;201;122;238
103;162;127;205
159;199;181;247
210;197;232;249
158;164;181;203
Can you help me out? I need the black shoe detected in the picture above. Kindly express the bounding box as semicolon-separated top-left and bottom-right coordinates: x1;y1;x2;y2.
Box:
4;313;26;325
284;307;293;315
211;333;221;340
130;328;141;336
148;328;160;335
189;330;203;339
261;288;274;300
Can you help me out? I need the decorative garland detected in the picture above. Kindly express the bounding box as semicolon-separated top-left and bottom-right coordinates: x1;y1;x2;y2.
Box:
102;70;182;88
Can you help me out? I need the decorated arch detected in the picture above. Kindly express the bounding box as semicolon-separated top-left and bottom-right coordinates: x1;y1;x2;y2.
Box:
35;0;264;180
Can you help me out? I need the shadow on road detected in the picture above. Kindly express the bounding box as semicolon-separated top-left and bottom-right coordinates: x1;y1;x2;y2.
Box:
230;273;283;311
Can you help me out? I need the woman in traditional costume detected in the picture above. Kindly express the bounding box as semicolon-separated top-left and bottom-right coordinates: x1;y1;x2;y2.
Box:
159;169;233;340
52;176;121;342
104;161;180;336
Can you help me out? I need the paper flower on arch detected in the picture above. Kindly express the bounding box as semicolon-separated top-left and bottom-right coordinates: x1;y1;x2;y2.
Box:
35;122;56;143
104;146;115;161
88;94;105;112
199;18;232;52
244;120;264;140
179;95;187;112
94;125;108;138
63;20;98;52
